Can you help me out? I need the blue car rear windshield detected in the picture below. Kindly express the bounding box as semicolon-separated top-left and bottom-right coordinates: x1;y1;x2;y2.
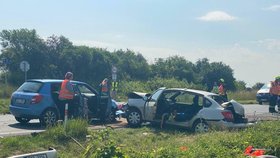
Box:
17;81;43;93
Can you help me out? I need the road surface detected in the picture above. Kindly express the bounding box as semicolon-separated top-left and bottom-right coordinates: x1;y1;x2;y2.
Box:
0;104;279;137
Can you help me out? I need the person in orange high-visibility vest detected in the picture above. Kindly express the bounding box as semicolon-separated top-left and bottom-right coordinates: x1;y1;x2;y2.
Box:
277;76;280;112
218;78;228;101
59;72;75;119
100;78;109;96
269;76;280;113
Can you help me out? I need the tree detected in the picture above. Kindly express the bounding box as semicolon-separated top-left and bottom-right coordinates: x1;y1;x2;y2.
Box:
194;58;236;91
113;49;150;81
252;82;265;90
45;35;74;78
234;80;246;91
0;29;47;84
151;56;194;83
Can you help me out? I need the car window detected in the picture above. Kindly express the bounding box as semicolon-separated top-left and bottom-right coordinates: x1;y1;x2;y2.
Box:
17;81;43;93
77;84;94;94
209;95;225;105
51;83;61;93
176;92;193;104
175;92;203;107
204;98;212;107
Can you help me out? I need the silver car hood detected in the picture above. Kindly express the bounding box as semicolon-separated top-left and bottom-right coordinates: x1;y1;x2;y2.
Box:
127;92;148;99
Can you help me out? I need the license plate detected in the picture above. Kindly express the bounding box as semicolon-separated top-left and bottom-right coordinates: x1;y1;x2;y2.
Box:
15;98;25;104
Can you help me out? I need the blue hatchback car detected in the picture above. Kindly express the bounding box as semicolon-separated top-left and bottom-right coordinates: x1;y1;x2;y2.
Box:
9;79;112;125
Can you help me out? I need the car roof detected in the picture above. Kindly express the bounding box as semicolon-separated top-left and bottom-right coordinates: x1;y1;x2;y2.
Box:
27;79;85;84
165;88;216;96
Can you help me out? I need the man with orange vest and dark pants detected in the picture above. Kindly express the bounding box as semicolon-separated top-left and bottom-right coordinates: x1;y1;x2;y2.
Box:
59;72;75;119
218;78;228;102
100;78;109;96
269;76;280;113
99;78;111;122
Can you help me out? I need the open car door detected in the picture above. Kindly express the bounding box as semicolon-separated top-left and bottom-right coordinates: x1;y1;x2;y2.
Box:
144;87;166;121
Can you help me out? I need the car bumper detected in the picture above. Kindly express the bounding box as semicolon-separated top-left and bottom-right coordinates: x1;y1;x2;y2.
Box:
256;94;270;103
9;105;42;119
208;120;256;130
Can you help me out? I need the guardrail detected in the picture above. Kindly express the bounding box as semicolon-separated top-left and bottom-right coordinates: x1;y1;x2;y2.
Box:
8;147;57;158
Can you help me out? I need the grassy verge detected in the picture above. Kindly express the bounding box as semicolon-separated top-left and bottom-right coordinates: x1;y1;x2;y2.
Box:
0;120;279;157
228;90;258;104
0;98;10;114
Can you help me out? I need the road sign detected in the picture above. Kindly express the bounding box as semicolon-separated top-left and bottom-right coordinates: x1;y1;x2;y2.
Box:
112;66;117;73
20;61;30;72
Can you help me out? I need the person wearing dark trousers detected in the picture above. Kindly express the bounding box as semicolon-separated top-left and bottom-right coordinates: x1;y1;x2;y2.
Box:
218;78;228;102
269;76;280;113
99;78;111;123
59;72;75;119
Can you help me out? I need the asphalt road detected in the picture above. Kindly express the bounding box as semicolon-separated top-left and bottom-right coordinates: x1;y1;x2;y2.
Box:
0;104;279;137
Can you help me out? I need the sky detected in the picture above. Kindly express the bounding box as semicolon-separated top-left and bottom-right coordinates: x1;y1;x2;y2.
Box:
0;0;280;86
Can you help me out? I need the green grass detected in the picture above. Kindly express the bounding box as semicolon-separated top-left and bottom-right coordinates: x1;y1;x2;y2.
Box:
0;120;279;158
228;90;258;104
0;98;10;114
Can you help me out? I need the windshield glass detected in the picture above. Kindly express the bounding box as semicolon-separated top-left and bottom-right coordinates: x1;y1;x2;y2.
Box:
17;81;43;93
260;83;271;90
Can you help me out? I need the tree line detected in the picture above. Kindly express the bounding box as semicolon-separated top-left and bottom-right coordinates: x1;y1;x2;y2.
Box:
0;29;261;91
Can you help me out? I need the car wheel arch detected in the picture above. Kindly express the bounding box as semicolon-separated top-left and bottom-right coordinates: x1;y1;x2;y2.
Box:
127;107;143;127
192;118;209;133
40;107;59;126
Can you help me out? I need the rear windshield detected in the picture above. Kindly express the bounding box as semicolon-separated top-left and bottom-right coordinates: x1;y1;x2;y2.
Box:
17;81;43;93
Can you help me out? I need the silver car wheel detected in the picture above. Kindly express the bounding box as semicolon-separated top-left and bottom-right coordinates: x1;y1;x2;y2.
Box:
128;111;141;125
194;122;209;133
41;109;57;126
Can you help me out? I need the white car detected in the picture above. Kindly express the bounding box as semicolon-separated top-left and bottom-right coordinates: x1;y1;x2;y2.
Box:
126;87;255;133
256;82;271;105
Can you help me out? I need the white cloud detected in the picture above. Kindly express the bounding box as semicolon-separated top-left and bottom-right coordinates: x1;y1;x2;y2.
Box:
197;11;237;21
263;5;280;11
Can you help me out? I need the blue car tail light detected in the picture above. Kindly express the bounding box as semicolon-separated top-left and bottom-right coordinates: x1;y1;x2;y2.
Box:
31;94;43;104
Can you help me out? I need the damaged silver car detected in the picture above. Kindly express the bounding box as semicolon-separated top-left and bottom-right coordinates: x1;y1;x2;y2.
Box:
126;87;256;133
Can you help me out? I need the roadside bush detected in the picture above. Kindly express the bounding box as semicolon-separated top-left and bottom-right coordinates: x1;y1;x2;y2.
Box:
83;128;126;158
65;119;88;139
43;119;88;142
0;84;15;98
0;98;10;114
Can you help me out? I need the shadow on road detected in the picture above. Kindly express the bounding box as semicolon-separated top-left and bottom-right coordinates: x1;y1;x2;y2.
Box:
8;122;45;130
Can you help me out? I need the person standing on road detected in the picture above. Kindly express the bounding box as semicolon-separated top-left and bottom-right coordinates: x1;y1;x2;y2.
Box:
277;76;280;112
218;78;228;101
100;78;109;96
99;78;112;122
268;76;280;113
59;72;75;119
